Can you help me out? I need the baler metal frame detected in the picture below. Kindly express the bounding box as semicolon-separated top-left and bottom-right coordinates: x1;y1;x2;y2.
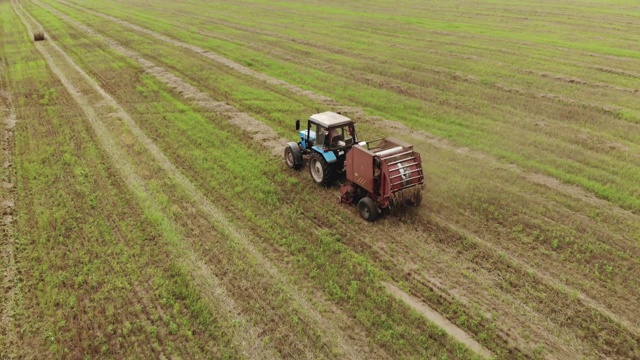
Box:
338;137;424;220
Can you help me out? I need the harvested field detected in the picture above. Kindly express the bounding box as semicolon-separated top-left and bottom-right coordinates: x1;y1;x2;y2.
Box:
2;0;639;358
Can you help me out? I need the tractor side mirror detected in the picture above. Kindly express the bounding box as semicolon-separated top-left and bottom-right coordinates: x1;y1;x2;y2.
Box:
295;119;300;130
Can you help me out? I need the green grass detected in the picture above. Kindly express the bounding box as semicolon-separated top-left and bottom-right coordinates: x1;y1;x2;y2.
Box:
8;0;640;358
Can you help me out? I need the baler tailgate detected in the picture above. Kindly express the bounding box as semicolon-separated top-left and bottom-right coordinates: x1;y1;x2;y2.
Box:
379;148;424;202
388;154;424;193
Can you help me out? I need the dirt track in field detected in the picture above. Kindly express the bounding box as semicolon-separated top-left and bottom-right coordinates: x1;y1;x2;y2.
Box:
30;1;640;357
383;282;493;359
0;89;19;360
287;176;637;356
437;215;640;338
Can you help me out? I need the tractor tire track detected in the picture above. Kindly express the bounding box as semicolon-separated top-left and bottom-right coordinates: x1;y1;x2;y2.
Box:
38;0;640;358
403;214;639;358
55;0;640;224
432;215;640;338
302;199;541;357
10;2;273;358
0;89;19;360
382;282;494;359
415;268;577;358
360;206;637;357
26;1;378;358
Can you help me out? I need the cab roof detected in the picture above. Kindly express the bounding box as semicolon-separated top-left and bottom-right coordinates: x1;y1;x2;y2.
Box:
309;111;353;128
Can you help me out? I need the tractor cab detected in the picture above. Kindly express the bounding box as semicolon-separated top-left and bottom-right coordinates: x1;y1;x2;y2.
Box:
297;112;357;152
286;112;359;186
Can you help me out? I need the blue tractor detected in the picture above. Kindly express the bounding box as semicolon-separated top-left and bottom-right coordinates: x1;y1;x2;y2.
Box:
284;112;359;186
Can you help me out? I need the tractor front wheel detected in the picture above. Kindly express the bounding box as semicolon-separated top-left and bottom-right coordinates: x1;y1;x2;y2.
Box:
358;197;378;222
309;152;335;186
284;142;302;170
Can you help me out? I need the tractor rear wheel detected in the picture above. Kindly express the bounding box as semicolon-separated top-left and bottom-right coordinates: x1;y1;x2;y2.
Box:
309;152;335;186
358;197;378;222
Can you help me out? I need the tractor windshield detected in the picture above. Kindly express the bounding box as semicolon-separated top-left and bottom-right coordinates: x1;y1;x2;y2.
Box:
311;121;357;150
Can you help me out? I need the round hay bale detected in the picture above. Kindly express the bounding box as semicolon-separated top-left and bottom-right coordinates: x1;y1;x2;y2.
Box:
33;30;45;41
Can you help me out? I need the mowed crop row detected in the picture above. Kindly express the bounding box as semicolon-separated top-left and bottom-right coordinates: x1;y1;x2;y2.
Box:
6;0;640;358
20;0;634;358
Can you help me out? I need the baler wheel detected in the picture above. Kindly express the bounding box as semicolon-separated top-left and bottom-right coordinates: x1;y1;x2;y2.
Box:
358;197;378;222
309;152;335;186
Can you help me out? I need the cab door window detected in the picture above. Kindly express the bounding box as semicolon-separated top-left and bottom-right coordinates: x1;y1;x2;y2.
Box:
315;124;327;149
